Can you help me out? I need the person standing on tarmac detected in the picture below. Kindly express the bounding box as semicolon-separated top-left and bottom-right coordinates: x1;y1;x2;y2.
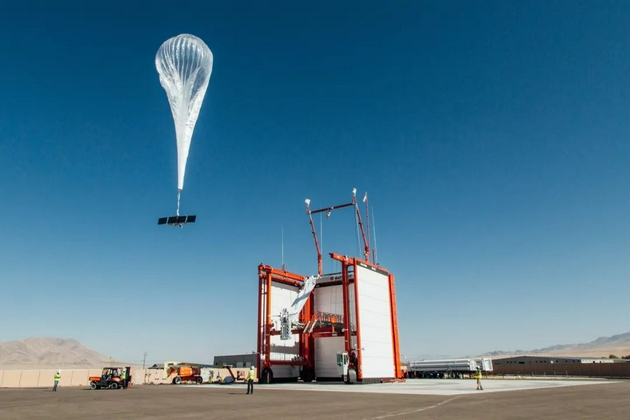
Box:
121;368;127;389
476;367;483;390
246;366;255;395
53;370;61;391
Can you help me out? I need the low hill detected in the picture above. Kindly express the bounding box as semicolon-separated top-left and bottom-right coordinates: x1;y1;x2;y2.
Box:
0;338;112;369
479;331;630;359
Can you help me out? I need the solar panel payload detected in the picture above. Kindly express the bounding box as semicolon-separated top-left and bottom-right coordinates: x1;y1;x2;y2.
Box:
157;215;197;227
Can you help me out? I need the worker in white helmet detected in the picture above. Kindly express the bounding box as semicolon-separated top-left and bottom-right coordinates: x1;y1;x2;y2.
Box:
246;366;255;395
121;367;127;389
53;370;61;392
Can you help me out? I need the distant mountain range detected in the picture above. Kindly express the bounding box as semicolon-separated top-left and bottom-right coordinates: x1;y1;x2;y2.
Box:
477;331;630;359
0;338;112;369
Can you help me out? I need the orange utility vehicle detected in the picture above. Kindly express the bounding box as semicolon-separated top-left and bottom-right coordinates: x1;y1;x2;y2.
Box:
89;367;131;389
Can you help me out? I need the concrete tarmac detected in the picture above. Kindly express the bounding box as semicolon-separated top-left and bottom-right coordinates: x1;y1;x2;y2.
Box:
1;379;629;419
220;377;615;395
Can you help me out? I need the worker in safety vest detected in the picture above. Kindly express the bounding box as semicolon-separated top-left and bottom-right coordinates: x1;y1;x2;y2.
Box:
53;370;61;391
246;366;255;395
121;368;127;389
476;367;483;390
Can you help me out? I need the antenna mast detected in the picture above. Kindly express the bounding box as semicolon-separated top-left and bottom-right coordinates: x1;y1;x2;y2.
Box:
363;192;371;261
372;207;378;264
281;226;286;271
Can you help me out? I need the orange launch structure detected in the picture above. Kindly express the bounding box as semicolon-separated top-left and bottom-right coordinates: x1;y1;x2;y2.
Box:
256;189;403;384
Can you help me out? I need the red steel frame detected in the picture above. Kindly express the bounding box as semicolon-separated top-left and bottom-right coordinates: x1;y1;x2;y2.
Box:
257;264;312;378
256;189;402;382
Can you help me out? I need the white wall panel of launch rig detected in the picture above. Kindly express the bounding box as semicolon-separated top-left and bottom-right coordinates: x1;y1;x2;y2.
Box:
257;189;403;384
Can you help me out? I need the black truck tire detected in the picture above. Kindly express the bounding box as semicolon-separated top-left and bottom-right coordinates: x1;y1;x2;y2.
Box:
259;368;273;384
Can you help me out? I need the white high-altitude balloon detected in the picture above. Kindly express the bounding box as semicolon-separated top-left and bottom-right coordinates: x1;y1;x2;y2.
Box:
156;34;213;211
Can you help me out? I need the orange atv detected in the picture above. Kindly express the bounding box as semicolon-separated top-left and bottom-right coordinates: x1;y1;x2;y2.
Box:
89;367;129;390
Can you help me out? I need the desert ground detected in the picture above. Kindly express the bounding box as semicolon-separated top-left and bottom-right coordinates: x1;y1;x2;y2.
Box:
1;379;629;420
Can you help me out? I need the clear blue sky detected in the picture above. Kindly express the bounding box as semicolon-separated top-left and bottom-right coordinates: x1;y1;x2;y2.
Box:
1;0;629;365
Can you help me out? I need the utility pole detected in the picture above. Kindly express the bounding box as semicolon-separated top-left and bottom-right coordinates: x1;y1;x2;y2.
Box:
142;352;148;369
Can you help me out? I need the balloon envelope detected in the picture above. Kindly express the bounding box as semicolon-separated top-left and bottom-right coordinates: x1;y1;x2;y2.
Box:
156;34;213;191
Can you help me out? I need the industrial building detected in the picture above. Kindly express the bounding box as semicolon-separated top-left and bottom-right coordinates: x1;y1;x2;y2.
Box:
491;355;630;378
213;353;257;368
493;356;619;365
256;189;403;384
